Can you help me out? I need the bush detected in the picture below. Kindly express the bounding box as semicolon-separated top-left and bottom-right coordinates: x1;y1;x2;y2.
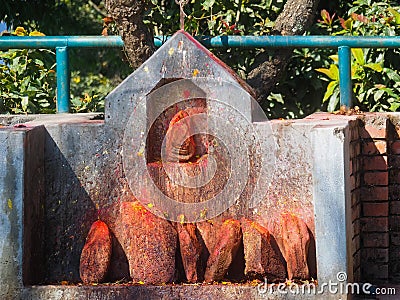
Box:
70;71;114;113
314;0;400;112
0;44;56;114
2;1;400;117
0;27;116;114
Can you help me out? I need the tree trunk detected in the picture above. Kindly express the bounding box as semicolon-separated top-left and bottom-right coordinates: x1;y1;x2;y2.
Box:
104;0;155;69
247;0;320;103
105;0;319;98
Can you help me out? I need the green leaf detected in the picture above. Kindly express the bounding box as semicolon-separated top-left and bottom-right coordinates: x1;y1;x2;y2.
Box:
316;64;339;80
34;59;44;66
329;55;339;63
332;29;349;36
329;64;339;80
384;68;400;82
202;0;215;10
343;18;353;30
207;19;216;31
328;89;340;112
351;48;365;65
380;87;399;99
323;81;338;102
269;92;284;104
388;8;400;25
390;101;400;111
351;64;364;80
374;89;385;102
364;63;383;72
21;96;28;111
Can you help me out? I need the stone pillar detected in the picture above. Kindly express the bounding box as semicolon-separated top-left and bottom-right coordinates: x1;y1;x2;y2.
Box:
312;121;353;299
0;126;45;299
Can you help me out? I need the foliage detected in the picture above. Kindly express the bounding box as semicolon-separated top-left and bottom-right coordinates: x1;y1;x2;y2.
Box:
0;26;117;114
313;0;400;112
146;0;285;36
2;0;400;117
260;47;327;118
0;28;56;113
70;71;113;113
1;0;105;35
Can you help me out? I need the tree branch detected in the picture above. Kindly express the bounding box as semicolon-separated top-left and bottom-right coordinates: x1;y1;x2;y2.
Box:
88;0;107;17
247;0;320;103
104;0;155;69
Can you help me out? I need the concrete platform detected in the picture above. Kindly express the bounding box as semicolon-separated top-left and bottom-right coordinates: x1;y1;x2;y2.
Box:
23;284;348;300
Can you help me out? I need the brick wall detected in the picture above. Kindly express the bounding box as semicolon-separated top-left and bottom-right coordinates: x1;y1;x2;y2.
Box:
388;116;400;283
347;113;400;284
349;119;362;283
358;114;389;283
292;112;400;284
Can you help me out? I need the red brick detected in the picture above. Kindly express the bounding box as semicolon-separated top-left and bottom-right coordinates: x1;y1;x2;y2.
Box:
362;141;386;155
351;189;360;206
351;125;360;140
350;175;356;190
353;249;361;268
390;201;400;215
389;216;400;231
352;203;361;222
389;169;400;184
350;142;361;158
363;202;388;217
361;248;389;263
362;156;388;171
360;186;388;201
353;219;360;236
350;158;363;176
389;186;400;200
355;173;361;188
390;141;400;155
390;232;400;246
361;217;388;232
360;125;386;139
362;232;389;248
350;160;353;175
361;264;388;280
392;124;400;138
353;266;361;283
351;234;360;253
363;172;388;186
388;155;400;168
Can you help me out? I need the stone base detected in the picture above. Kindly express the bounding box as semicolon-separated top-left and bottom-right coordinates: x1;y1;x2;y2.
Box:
24;284;349;300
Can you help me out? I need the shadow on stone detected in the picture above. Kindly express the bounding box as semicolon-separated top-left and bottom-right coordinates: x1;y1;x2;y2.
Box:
43;129;97;283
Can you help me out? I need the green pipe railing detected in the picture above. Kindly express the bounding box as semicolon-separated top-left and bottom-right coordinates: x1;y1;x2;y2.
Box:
1;35;400;112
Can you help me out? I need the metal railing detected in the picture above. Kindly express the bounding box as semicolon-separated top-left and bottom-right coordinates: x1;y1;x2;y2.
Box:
1;35;400;113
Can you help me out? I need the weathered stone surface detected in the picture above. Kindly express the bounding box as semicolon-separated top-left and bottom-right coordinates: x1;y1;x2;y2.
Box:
176;223;203;283
279;213;310;280
240;218;286;281
165;110;196;162
202;219;242;282
79;220;112;284
107;232;131;282
196;220;219;252
105;199;177;284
